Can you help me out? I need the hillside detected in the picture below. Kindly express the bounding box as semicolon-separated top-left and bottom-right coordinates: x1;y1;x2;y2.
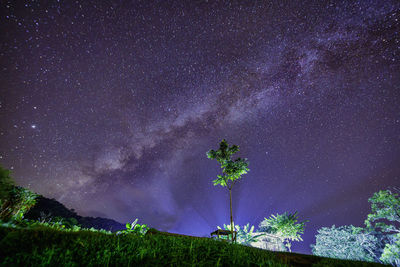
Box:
24;195;125;232
0;226;385;267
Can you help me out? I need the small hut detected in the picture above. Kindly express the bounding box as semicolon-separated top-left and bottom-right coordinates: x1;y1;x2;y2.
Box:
210;229;237;242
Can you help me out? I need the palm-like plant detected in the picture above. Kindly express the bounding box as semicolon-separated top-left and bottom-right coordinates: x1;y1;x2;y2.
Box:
259;212;307;252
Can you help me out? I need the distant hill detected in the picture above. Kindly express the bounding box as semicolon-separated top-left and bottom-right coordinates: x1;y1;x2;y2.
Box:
24;196;125;232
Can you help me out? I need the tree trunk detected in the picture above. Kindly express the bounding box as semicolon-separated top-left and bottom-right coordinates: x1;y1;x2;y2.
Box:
229;188;234;243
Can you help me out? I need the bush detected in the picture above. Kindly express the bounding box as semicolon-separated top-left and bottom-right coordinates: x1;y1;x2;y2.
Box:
0;166;38;222
311;225;379;262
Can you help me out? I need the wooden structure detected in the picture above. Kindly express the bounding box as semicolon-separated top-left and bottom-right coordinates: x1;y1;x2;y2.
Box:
210;229;237;242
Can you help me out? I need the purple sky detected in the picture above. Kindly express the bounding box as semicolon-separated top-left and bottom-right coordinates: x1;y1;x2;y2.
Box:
1;0;399;254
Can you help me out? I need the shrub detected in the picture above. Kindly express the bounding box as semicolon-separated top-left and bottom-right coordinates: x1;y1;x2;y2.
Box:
116;218;149;237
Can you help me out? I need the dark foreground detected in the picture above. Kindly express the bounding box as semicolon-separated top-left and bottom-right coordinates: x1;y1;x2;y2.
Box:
0;226;385;266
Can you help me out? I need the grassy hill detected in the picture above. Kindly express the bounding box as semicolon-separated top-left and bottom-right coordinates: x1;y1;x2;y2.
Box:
0;225;385;266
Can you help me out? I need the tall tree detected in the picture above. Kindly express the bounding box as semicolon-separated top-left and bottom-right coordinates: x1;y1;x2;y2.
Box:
207;139;249;243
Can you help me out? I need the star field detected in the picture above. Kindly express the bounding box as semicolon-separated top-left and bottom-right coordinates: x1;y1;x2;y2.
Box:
0;0;399;254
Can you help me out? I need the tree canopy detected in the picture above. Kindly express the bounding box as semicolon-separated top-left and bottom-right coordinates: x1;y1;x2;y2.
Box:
206;139;249;189
365;189;400;234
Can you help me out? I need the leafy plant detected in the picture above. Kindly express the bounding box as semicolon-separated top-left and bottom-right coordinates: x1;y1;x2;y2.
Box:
380;233;400;266
117;218;149;236
259;212;307;252
38;211;53;223
238;223;266;246
19;216;81;231
365;189;400;234
217;222;265;246
207;139;249;243
52;217;80;229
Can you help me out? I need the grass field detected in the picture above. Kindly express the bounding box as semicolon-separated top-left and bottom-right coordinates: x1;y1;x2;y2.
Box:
0;226;386;266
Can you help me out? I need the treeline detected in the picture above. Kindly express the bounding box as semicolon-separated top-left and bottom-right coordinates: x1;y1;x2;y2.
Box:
312;189;400;266
0;166;124;231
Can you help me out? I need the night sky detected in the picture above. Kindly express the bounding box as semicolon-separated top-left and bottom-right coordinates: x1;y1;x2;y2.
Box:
1;0;399;254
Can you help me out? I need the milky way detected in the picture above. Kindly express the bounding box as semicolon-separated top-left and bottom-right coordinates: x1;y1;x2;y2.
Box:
1;0;399;253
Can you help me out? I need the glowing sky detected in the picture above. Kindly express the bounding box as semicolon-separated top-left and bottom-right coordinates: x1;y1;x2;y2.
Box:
1;0;399;254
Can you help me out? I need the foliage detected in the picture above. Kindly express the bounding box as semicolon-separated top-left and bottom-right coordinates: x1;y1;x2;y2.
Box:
117;218;149;237
216;222;265;246
311;225;380;262
238;223;266;246
207;139;249;242
380;233;400;266
0;217;112;234
0;166;14;199
49;216;80;229
365;189;400;234
0;166;38;222
6;187;37;221
0;166;15;221
310;188;400;265
27;219;77;231
0;220;18;228
365;188;400;266
206;139;249;188
259;212;307;252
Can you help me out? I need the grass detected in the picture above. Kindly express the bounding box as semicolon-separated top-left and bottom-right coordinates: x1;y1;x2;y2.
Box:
0;226;386;266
